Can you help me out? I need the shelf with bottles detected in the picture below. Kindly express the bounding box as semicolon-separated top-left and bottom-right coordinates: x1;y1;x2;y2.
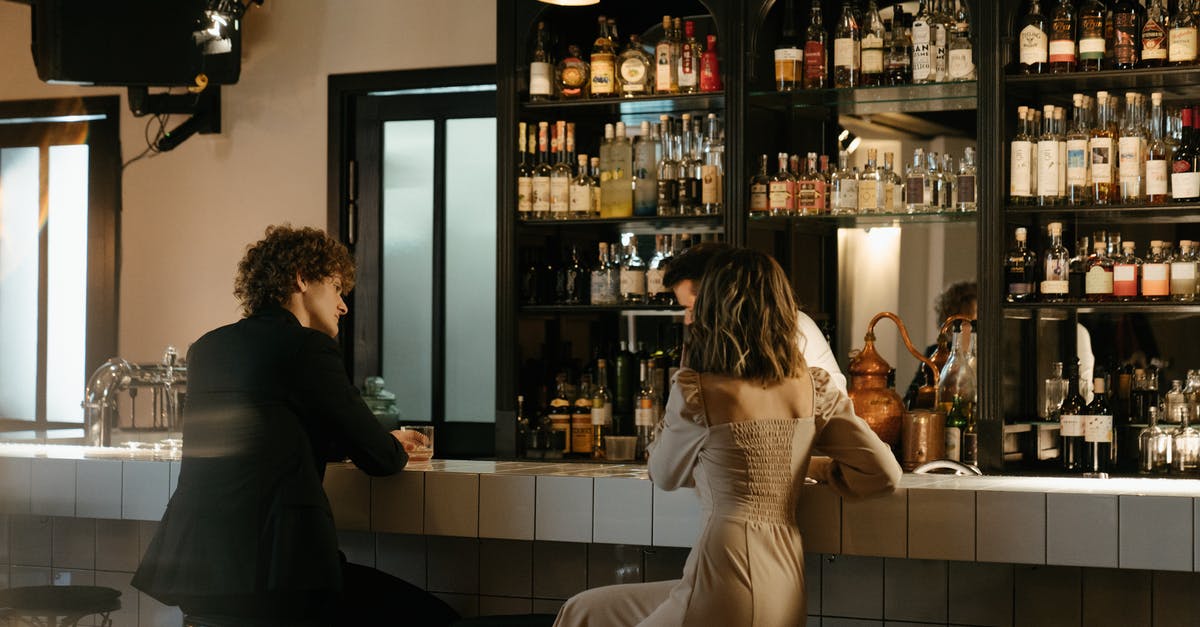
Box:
1007;66;1200;100
520;304;685;316
1002;302;1200;316
518;214;724;233
748;80;977;115
523;92;725;115
751;209;977;229
1005;201;1200;224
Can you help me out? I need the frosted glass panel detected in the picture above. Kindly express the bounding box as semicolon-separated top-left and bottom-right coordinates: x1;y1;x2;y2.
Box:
46;145;89;423
0;147;40;420
444;118;496;423
381;120;435;423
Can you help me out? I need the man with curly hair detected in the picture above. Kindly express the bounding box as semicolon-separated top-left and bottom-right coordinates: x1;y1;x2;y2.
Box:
133;225;457;626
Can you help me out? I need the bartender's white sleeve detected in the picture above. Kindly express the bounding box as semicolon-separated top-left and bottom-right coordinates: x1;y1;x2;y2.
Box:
797;310;848;394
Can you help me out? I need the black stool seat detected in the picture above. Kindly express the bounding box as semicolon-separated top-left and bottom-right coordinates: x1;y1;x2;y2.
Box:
449;614;557;627
0;585;120;627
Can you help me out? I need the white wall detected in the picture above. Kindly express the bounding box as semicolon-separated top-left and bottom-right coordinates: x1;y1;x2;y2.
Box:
0;0;496;362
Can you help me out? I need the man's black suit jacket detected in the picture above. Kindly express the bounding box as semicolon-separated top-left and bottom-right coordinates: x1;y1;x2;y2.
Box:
132;306;407;608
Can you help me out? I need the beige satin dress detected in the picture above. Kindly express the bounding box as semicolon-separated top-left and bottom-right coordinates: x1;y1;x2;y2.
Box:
554;367;901;627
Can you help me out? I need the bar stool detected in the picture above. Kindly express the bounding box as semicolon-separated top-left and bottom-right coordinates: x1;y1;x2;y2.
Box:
0;585;120;627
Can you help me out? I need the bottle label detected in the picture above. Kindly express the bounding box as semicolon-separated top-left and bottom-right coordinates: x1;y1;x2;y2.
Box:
1043;259;1068;294
1143;263;1170;296
1066;140;1089;187
1085;265;1113;295
1010;141;1032;197
646;268;665;296
701;164;721;204
659;179;680;209
550;177;570;213
1009;280;1033;295
656;44;673;91
561;63;588;92
1084;415;1113;443
1049;39;1076;63
635;406;656;427
569;182;590;214
906;176;925;205
1019;25;1048;64
857;179;879;211
1037;140;1059;197
775;47;804;62
1146;159;1169;195
1172;261;1197;280
836;179;857;211
530;62;553;96
1118;137;1141;180
678;50;697;87
620;58;649;90
804;41;825;79
750;183;768;210
591;403;612;427
948;49;973;79
1170;27;1199;62
1089;137;1113;183
944;426;962;462
1079;37;1105;60
1173;170;1200;198
1113;264;1138;296
769;181;791;210
1060;414;1085;437
620;269;647;296
862;34;884;73
956;175;976;203
797;181;820;211
590;270;612;305
532;178;551;213
518;177;533;213
833;37;857;69
591;58;616;95
1143;20;1167;60
776;47;803;84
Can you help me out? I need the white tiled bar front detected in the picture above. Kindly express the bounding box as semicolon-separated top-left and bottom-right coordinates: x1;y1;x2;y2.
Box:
3;450;1200;625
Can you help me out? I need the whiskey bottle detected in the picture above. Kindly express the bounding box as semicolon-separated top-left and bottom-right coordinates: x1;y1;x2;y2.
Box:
769;152;795;216
658;116;681;216
1146;92;1169;204
589;16;617;97
1113;241;1141;301
530;21;554;101
677;19;700;94
1037;103;1062;205
956;146;977;211
1084;241;1114;302
906;147;928;213
833;0;860;88
532;121;552;220
571;374;594;458
1170;0;1199;66
557;45;589;100
1083;377;1114;477
1010;106;1034;204
548;376;572;456
617;35;653;98
700;113;724;214
1112;0;1140;69
750;154;770;216
1089;92;1117;205
1141;0;1168;68
860;0;886;86
911;0;933;83
550;121;571;219
591;360;613;459
1172;107;1200;201
1005;227;1037;302
857;148;882;214
1042;221;1069;302
654;16;677;94
632;121;658;217
1018;0;1050;74
570;155;592;220
1049;0;1077;73
517;122;533;220
803;0;828;88
1142;240;1171;301
1060;361;1087;472
776;0;803;92
1077;0;1107;71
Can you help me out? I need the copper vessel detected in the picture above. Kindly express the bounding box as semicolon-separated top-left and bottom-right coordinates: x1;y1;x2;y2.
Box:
848;312;940;448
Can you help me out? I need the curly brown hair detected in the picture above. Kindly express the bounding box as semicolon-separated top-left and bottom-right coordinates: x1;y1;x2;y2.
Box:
935;281;978;323
233;225;356;316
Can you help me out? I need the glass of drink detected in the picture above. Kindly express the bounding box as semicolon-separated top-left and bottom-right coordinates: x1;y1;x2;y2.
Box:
399;425;434;462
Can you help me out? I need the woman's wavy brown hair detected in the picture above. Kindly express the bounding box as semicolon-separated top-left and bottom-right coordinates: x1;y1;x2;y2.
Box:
234;225;356;316
686;248;806;383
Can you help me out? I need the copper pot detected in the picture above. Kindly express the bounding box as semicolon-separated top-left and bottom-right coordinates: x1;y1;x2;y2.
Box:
848;312;940;448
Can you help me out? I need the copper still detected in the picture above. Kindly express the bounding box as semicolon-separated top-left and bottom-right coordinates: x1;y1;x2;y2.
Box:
848;312;940;448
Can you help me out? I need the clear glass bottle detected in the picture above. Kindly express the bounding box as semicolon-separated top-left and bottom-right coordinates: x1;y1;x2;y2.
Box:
645;234;669;305
1090;91;1117;205
677;19;700;94
911;0;934;83
632;120;658;217
1170;0;1199;66
532;121;552;220
1113;241;1141;301
858;148;882;214
1018;0;1050;74
557;44;589;100
1042;221;1069;302
939;152;956;210
529;21;554;101
654;15;677;94
906;147;928;213
832;149;858;215
617;35;653;98
1084;241;1114;302
926;151;945;211
701;113;724;215
1142;240;1171;301
776;0;803;92
1117;92;1144;202
1065;94;1092;204
885;5;911;85
952;146;977;211
657;116;680;216
882;151;903;212
947;0;974;81
589;156;601;216
833;0;861;88
749;153;769;216
570;154;592;219
1010;106;1034;204
797;152;823;215
931;0;953;81
588;243;612;305
550;122;572;219
634;359;658;460
803;0;828;88
1166;379;1189;425
1173;395;1200;474
619;238;647;304
1037;104;1062;205
1138;406;1171;474
606;122;633;217
1083;377;1113;477
861;0;886;86
517;122;533;220
1049;0;1077;73
936;320;976;462
591;359;613;459
1171;240;1197;301
1006;227;1038;302
1145;92;1169;204
769;152;796;216
681;115;704;215
1044;361;1068;419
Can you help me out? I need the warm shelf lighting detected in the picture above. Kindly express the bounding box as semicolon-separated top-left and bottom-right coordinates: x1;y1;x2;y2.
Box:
537;0;600;5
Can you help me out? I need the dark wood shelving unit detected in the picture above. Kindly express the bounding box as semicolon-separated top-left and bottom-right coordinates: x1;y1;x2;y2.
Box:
1006;65;1200;100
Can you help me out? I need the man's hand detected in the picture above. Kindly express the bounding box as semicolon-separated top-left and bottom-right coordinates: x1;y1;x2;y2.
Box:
391;429;429;453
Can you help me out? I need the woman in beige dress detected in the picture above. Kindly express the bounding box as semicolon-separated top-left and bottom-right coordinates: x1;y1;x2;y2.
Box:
554;248;901;627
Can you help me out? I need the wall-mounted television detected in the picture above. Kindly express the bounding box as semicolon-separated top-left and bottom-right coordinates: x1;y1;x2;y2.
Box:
31;0;242;87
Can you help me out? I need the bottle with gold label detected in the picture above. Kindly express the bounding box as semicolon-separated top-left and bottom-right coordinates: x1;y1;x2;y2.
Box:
591;360;613;459
557;45;589;100
548;376;572;457
590;16;617;97
571;375;594;458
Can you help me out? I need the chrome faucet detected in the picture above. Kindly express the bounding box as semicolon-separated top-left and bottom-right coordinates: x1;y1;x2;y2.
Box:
82;346;187;447
912;459;983;476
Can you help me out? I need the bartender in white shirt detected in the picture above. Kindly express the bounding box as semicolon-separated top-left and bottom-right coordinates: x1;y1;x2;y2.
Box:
664;242;848;394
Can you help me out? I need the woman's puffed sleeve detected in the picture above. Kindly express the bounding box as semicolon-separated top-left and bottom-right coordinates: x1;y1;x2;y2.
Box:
808;367;902;499
647;368;708;490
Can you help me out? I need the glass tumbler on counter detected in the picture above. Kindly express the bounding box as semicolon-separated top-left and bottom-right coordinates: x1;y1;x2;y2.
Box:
399;425;434;462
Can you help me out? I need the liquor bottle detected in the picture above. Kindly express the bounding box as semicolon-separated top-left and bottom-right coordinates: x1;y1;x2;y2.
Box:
1068;235;1089;300
1065;94;1091;204
1138;406;1171;474
906;147;928;213
590;359;613;459
1083;377;1114;477
556;45;589;100
1142;0;1168;67
886;5;912;84
532;122;552;220
632;121;658;217
956;146;977;211
589;243;612;306
750;154;770;215
634;359;657;460
700;34;723;92
613;340;636;430
1049;0;1077;73
550;122;571;219
548;376;572;455
1042;221;1069;302
1037;104;1062;205
619;239;647;304
1077;0;1107;71
1113;241;1141;301
936;320;975;462
882;151;903;212
1142;240;1170;300
831;149;858;214
568;154;591;219
517;122;533;219
1165;378;1189;424
861;0;886;86
679;114;703;214
1118;92;1145;202
1145;92;1169;204
1170;0;1199;66
655;16;677;94
1019;0;1050;73
776;0;803;92
590;16;617;97
1171;240;1197;301
947;0;974;81
858;148;882;214
1010;106;1034;204
1055;106;1068;198
1112;0;1140;69
617;35;653;98
796;152;826;215
589;156;601;216
931;0;953;81
769;152;795;216
701;113;724;214
658;116;681;216
569;374;594;458
645;235;669;305
677;20;701;93
1006;227;1038;302
607;122;633;217
927;151;949;211
1044;361;1068;419
530;21;554;101
1060;361;1087;472
1089;92;1117;205
833;0;860;88
1173;107;1200;201
1084;241;1114;302
803;0;828;88
911;0;934;83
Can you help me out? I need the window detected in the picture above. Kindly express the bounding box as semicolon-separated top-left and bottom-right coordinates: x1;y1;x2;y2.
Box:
0;97;120;440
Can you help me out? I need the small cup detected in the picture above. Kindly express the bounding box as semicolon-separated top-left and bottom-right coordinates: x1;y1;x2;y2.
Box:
399;425;434;462
605;436;637;462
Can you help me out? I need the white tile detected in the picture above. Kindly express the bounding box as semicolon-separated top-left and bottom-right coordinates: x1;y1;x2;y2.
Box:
9;565;51;587
376;533;426;588
480;539;532;597
1014;565;1081;627
51;517;95;570
336;530;376;567
1119;495;1192;571
805;552;821;616
371;472;424;534
1046;493;1118;568
479;474;534;540
51;567;94;586
592;478;652;545
842;489;907;558
95;519;140;573
9;515;51;567
651;486;700;548
532;541;588;599
75;460;121;520
535;476;592;543
1082;567;1151;627
120;461;170;521
822;555;883;619
95;569;140;627
947;561;1013;627
479;595;533;615
426;536;479;594
30;459;75;517
797;483;841;554
324;463;370;531
908;489;974;561
977;491;1045;565
1152;570;1200;625
0;458;32;514
883;558;946;623
425;472;479;537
